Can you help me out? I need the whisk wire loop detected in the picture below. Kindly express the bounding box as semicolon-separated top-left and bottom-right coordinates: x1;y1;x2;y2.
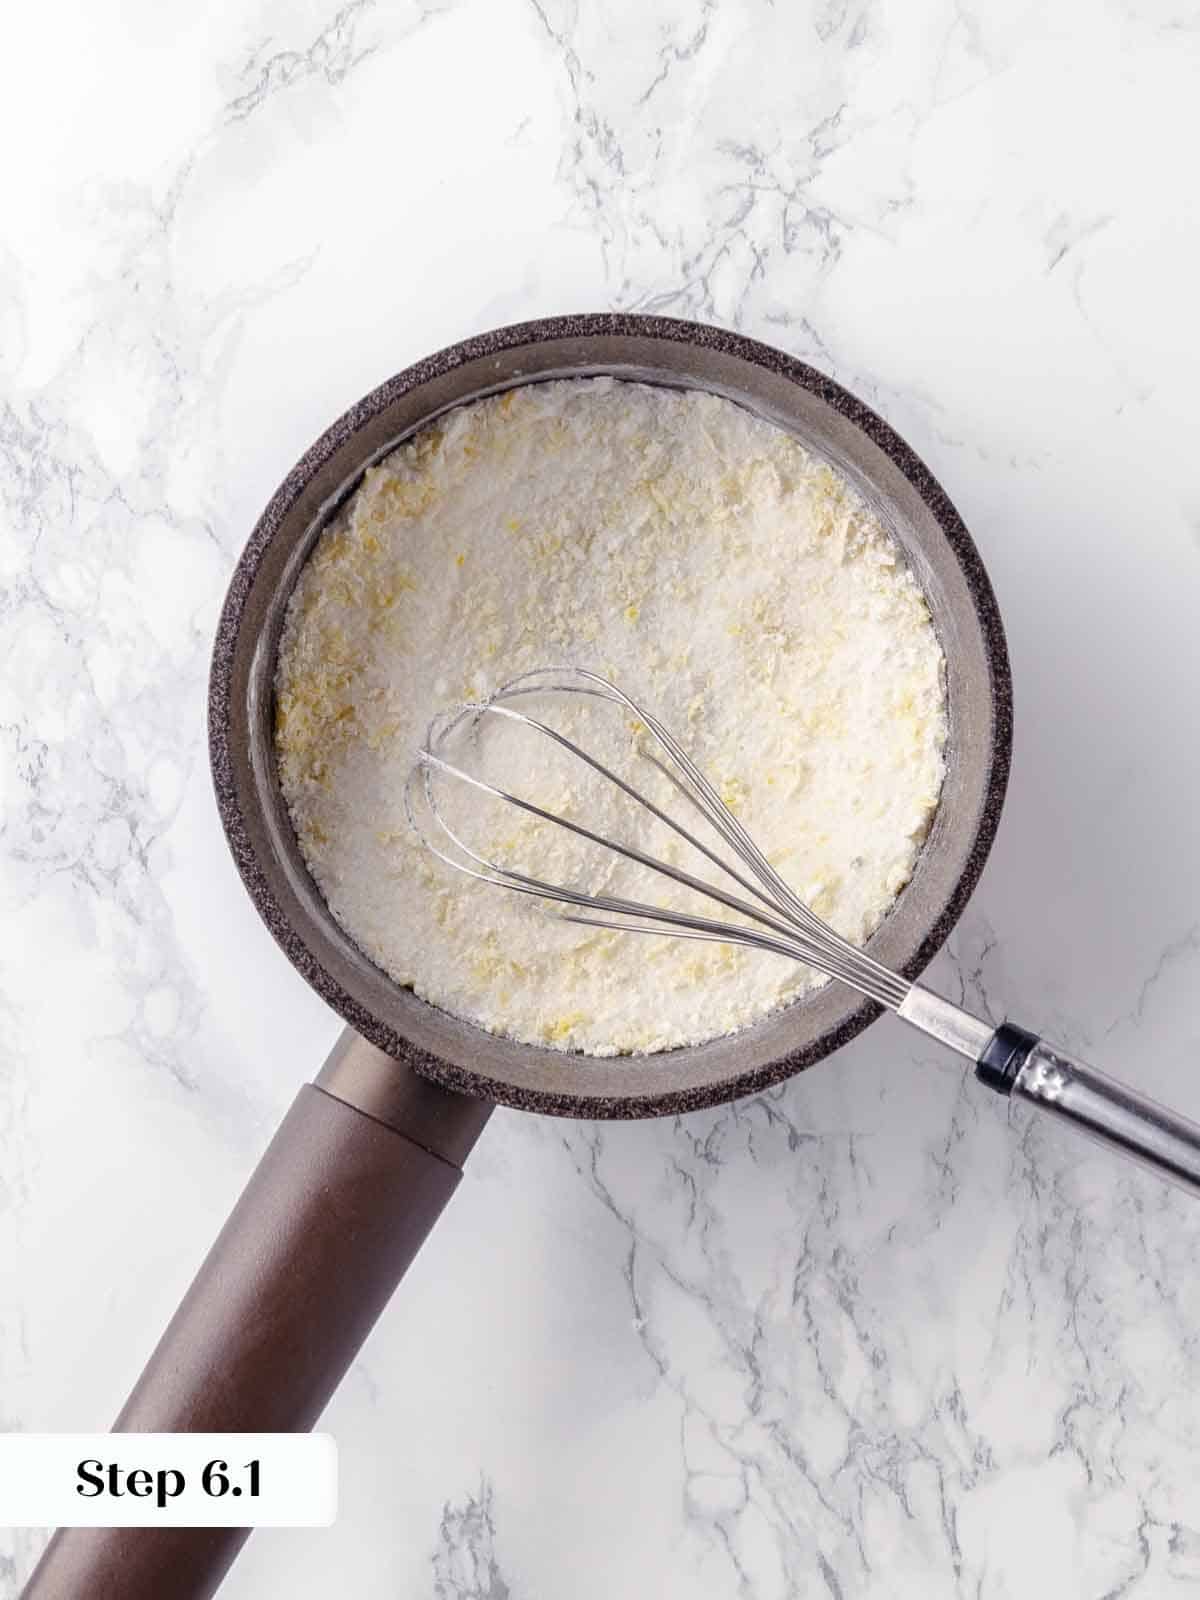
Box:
406;667;912;1012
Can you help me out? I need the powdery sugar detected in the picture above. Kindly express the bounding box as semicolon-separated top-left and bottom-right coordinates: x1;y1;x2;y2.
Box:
275;379;947;1055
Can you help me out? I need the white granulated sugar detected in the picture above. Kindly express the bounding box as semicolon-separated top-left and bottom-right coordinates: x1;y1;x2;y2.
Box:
275;378;947;1055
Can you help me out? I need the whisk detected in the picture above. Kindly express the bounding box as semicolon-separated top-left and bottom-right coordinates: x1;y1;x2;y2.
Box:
408;665;1200;1196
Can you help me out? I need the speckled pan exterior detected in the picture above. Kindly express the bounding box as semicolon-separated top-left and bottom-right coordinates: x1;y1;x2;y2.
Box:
209;314;1012;1119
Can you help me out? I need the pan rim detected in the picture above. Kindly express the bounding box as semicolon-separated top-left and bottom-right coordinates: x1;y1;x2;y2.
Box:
209;312;1012;1119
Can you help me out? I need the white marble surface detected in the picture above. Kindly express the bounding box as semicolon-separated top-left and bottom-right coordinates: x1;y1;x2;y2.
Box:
3;1;1200;1594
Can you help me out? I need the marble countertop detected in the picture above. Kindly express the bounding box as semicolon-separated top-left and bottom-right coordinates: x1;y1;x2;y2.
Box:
4;2;1200;1595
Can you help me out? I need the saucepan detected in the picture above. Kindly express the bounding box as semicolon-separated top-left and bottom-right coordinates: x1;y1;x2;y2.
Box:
26;315;1011;1597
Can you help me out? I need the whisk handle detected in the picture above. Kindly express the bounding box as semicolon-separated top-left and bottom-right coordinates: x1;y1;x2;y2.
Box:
979;1025;1200;1196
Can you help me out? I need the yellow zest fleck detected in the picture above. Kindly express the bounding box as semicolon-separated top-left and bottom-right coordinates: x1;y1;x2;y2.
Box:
383;478;436;518
542;1011;588;1043
720;775;749;813
624;603;640;623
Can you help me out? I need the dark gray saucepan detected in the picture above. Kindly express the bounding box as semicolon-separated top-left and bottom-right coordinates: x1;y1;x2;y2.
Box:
26;315;1011;1599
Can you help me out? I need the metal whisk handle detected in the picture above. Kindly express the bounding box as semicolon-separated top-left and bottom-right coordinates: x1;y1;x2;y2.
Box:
978;1024;1200;1197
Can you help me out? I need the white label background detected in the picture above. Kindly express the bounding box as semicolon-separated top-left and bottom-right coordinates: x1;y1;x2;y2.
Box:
0;1434;338;1527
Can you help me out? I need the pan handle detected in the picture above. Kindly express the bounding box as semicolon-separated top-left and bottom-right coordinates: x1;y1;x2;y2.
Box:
22;1030;492;1600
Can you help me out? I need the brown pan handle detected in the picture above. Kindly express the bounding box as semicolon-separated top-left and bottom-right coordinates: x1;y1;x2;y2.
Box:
23;1031;492;1600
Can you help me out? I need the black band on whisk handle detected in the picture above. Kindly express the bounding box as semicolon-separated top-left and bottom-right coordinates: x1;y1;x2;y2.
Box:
975;1024;1200;1196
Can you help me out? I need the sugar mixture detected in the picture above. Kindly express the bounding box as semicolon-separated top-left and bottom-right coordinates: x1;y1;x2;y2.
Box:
275;378;947;1054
